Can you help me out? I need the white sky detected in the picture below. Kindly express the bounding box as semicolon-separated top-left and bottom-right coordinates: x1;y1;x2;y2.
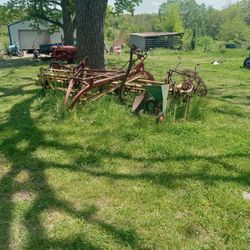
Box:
0;0;238;13
109;0;238;13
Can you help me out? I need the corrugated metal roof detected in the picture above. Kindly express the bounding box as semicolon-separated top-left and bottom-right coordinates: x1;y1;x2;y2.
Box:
130;32;184;37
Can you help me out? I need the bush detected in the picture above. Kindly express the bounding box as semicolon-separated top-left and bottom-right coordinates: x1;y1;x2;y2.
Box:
196;36;215;52
182;29;193;51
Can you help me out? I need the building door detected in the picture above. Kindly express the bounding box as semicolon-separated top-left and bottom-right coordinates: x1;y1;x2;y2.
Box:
18;30;50;50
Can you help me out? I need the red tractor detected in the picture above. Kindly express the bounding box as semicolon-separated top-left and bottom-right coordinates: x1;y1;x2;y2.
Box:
51;45;77;68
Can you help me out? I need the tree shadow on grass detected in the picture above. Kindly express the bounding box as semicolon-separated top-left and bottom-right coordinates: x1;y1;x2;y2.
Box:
0;58;46;69
0;84;36;98
0;84;249;249
207;86;250;108
0;89;140;249
65;145;249;189
211;105;248;118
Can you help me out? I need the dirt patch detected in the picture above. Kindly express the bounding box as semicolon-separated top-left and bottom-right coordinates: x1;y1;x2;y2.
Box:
12;191;34;202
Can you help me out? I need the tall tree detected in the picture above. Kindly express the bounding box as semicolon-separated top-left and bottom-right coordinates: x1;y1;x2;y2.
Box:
204;6;222;39
76;0;108;69
159;2;183;32
0;3;25;48
179;0;205;36
219;3;250;42
75;0;142;69
240;0;250;25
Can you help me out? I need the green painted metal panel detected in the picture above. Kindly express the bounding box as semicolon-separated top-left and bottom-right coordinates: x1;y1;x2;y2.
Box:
144;84;169;114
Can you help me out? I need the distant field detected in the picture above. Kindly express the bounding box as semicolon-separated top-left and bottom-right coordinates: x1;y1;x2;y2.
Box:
0;49;249;249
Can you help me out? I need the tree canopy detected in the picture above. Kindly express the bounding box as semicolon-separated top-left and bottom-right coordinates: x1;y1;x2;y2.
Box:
159;2;184;32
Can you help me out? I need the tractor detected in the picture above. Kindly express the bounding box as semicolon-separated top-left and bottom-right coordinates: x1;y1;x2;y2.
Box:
7;43;24;57
50;45;77;68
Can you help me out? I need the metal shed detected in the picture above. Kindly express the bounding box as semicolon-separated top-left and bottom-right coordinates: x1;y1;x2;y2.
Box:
8;20;63;51
130;32;184;51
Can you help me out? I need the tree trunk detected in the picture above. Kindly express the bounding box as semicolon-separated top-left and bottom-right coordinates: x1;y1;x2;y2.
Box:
76;0;108;68
62;21;75;46
61;0;75;45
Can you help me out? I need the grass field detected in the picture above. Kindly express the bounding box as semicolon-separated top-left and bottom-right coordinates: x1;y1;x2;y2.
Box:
0;49;250;249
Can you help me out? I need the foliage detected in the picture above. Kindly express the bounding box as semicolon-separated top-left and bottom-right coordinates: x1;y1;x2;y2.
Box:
7;0;64;28
182;29;193;50
196;36;215;52
203;7;222;39
219;3;250;43
159;0;250;46
105;13;162;43
159;2;184;32
1;0;250;51
0;3;25;49
5;0;76;44
0;4;23;26
114;0;142;15
105;0;250;49
158;0;222;37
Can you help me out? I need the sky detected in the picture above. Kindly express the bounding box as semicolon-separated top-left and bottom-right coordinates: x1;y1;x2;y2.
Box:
0;0;238;12
109;0;238;13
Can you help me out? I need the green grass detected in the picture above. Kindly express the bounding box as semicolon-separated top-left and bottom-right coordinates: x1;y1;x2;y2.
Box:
0;49;249;249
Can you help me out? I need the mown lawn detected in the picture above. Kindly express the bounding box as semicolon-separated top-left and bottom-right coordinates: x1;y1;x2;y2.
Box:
0;49;249;249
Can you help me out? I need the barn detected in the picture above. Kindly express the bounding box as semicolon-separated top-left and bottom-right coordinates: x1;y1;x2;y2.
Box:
8;20;63;51
130;32;184;51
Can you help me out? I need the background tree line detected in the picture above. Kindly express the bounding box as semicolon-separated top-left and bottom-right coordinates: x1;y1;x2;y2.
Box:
105;0;250;50
0;0;250;66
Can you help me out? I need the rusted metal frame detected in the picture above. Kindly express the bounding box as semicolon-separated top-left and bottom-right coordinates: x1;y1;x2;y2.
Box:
69;83;91;108
53;87;78;92
40;49;158;109
68;63;149;108
42;76;74;83
41;72;75;80
81;72;123;82
48;68;74;73
168;69;199;81
118;47;136;103
84;68;125;73
64;60;88;106
131;59;155;81
89;72;126;87
87;85;121;103
124;85;144;92
125;74;144;83
68;72;127;108
73;58;88;73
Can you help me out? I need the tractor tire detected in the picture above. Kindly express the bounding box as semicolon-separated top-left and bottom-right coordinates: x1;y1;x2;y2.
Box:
243;57;250;69
157;112;165;123
50;60;62;69
17;50;24;57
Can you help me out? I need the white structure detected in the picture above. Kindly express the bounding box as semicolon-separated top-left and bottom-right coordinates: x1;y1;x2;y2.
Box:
8;20;63;50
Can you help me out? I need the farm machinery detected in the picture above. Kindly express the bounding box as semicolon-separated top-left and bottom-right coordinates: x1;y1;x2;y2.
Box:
243;51;250;69
37;46;207;122
50;45;77;67
7;43;24;57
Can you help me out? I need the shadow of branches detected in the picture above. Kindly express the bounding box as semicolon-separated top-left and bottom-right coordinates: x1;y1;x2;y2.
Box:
0;82;249;249
0;87;140;249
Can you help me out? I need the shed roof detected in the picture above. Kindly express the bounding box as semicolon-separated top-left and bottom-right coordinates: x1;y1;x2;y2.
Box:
8;20;25;27
130;32;184;37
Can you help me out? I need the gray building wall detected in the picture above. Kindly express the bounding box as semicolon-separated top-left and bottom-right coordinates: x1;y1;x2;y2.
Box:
8;20;63;49
130;35;146;50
